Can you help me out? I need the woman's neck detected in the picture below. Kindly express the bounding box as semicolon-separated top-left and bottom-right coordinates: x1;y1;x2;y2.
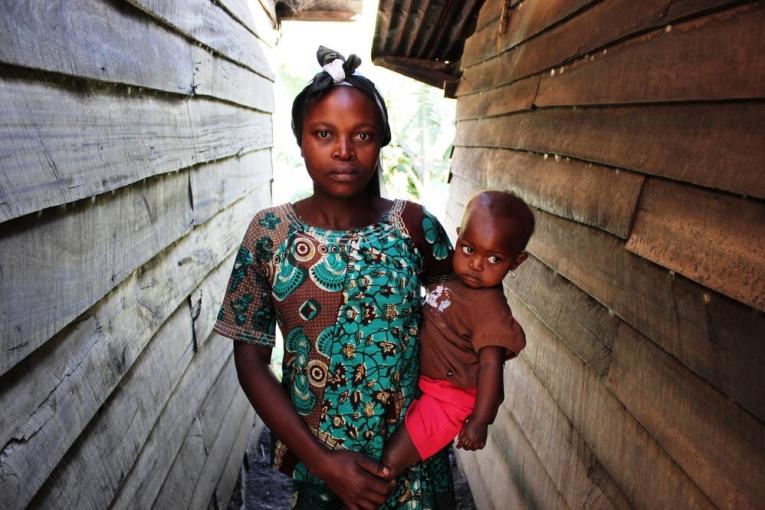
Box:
294;193;391;230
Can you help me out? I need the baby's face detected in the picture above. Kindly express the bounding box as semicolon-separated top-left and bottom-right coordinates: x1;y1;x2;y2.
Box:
453;208;522;289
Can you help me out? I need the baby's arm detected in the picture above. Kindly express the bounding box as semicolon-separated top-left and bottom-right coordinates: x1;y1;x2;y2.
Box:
456;345;505;450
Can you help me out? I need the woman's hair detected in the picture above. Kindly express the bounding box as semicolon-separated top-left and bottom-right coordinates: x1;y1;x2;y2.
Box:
291;46;391;148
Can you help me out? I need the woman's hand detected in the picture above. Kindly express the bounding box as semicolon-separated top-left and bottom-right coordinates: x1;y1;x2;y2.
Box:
456;416;488;451
313;450;396;510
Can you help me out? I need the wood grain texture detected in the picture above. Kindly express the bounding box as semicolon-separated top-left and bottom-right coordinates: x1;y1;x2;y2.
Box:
217;0;278;47
110;331;233;510
502;361;631;509
0;187;262;461
25;304;195;510
0;76;272;222
489;409;572;509
456;75;540;120
458;0;739;96
504;255;618;377
509;296;716;509
527;209;765;422
626;179;765;311
126;0;274;80
455;103;765;198
456;437;530;510
190;150;272;225
153;350;242;509
0;0;274;111
535;4;765;106
606;323;765;509
452;146;645;238
0;172;193;376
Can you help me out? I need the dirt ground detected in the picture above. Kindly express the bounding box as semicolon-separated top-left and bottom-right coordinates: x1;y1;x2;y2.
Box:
227;427;477;509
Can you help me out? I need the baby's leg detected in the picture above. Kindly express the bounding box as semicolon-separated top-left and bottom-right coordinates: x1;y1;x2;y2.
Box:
381;425;422;479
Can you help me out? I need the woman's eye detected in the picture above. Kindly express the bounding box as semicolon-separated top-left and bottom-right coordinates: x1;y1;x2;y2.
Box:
355;132;370;142
317;130;330;138
461;245;473;255
488;255;502;264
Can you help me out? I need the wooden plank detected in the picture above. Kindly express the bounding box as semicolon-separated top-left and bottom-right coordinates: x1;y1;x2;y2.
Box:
24;304;195;510
626;179;765;311
0;192;261;476
526;208;765;422
508;297;716;509
447;173;482;210
0;172;192;375
109;335;233;510
474;0;503;32
507;252;765;507
499;0;595;52
504;255;618;377
0;76;271;223
153;352;243;509
126;0;274;80
456;75;539;120
191;252;240;350
489;409;572;509
456;437;529;510
451;146;645;238
190;150;272;225
217;0;279;47
206;406;255;510
0;0;274;111
189;392;252;510
458;0;739;96
607;323;765;509
455;103;765;198
536;4;765;106
502;361;631;509
461;17;500;69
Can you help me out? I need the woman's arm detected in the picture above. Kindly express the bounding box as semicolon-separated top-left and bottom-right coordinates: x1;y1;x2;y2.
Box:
233;342;394;509
455;345;505;450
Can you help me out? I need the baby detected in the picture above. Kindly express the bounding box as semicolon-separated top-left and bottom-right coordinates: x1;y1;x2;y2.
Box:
382;190;533;475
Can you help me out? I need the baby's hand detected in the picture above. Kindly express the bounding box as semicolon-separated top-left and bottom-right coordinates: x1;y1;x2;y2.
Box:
456;416;488;451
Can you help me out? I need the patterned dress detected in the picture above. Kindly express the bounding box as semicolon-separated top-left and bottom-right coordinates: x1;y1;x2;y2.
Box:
214;199;456;509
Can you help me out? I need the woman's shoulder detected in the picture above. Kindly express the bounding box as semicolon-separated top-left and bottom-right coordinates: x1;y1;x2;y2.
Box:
241;203;297;247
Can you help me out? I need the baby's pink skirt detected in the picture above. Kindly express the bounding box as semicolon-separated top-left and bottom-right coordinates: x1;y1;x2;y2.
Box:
404;375;478;460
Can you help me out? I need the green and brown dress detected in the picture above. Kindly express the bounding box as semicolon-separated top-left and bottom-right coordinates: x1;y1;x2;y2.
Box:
214;199;456;509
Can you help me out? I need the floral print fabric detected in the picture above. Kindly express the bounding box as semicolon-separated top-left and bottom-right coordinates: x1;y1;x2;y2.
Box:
214;200;455;509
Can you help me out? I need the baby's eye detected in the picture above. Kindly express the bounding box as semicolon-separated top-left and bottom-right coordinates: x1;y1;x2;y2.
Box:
488;255;502;264
461;245;474;255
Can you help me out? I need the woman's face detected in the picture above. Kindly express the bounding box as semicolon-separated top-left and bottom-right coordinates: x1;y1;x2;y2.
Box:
300;87;382;199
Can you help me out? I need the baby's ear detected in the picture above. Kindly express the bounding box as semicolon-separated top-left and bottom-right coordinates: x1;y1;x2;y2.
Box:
512;252;529;270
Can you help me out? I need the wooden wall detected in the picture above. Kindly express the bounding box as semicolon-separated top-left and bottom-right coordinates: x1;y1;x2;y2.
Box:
0;1;276;508
450;1;765;508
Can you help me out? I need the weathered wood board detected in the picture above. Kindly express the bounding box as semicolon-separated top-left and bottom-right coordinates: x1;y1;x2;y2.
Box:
210;412;262;510
0;188;260;456
190;149;272;225
153;352;243;509
0;76;272;222
0;172;192;375
509;297;716;509
606;323;765;509
489;409;572;509
24;304;195;510
0;0;274;112
455;103;765;198
535;4;765;106
504;255;618;377
125;0;274;80
456;76;540;120
452;146;645;238
190;252;239;352
626;178;765;311
189;399;253;510
109;336;233;510
502;361;631;509
526;209;765;422
458;0;740;96
217;0;279;47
